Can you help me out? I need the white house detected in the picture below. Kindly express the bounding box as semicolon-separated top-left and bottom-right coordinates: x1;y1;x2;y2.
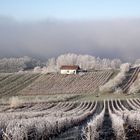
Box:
60;65;80;74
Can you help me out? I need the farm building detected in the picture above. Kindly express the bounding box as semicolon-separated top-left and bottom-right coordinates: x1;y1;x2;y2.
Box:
60;65;80;74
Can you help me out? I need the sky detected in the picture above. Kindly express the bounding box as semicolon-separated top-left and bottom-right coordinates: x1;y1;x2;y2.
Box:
0;0;140;62
0;0;140;21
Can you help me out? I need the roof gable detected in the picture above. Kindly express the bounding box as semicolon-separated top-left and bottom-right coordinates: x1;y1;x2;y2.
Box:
60;65;80;70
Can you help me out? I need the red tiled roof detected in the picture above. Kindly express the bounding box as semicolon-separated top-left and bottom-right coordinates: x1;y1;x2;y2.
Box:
60;65;80;70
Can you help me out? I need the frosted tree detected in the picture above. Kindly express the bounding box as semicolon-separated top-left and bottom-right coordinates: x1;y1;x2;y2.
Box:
99;63;130;93
55;53;121;71
34;53;122;74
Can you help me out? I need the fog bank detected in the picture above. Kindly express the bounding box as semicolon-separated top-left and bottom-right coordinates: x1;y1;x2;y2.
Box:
0;17;140;62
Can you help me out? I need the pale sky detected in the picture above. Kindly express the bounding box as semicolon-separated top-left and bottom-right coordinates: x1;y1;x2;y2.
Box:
0;0;140;21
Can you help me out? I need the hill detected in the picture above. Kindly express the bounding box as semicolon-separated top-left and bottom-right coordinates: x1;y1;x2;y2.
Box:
20;70;113;95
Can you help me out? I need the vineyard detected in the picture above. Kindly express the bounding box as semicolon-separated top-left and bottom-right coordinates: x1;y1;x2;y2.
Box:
118;67;140;93
0;73;40;97
21;70;113;95
0;99;140;139
0;67;139;97
0;67;140;139
99;66;140;94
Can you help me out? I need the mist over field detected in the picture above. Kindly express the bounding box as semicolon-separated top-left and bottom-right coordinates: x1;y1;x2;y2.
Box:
0;16;140;62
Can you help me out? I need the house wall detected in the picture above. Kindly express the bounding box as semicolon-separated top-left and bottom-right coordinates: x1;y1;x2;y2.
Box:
60;69;77;74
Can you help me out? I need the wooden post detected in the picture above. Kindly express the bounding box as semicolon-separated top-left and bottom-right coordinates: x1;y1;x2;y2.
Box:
87;125;91;140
